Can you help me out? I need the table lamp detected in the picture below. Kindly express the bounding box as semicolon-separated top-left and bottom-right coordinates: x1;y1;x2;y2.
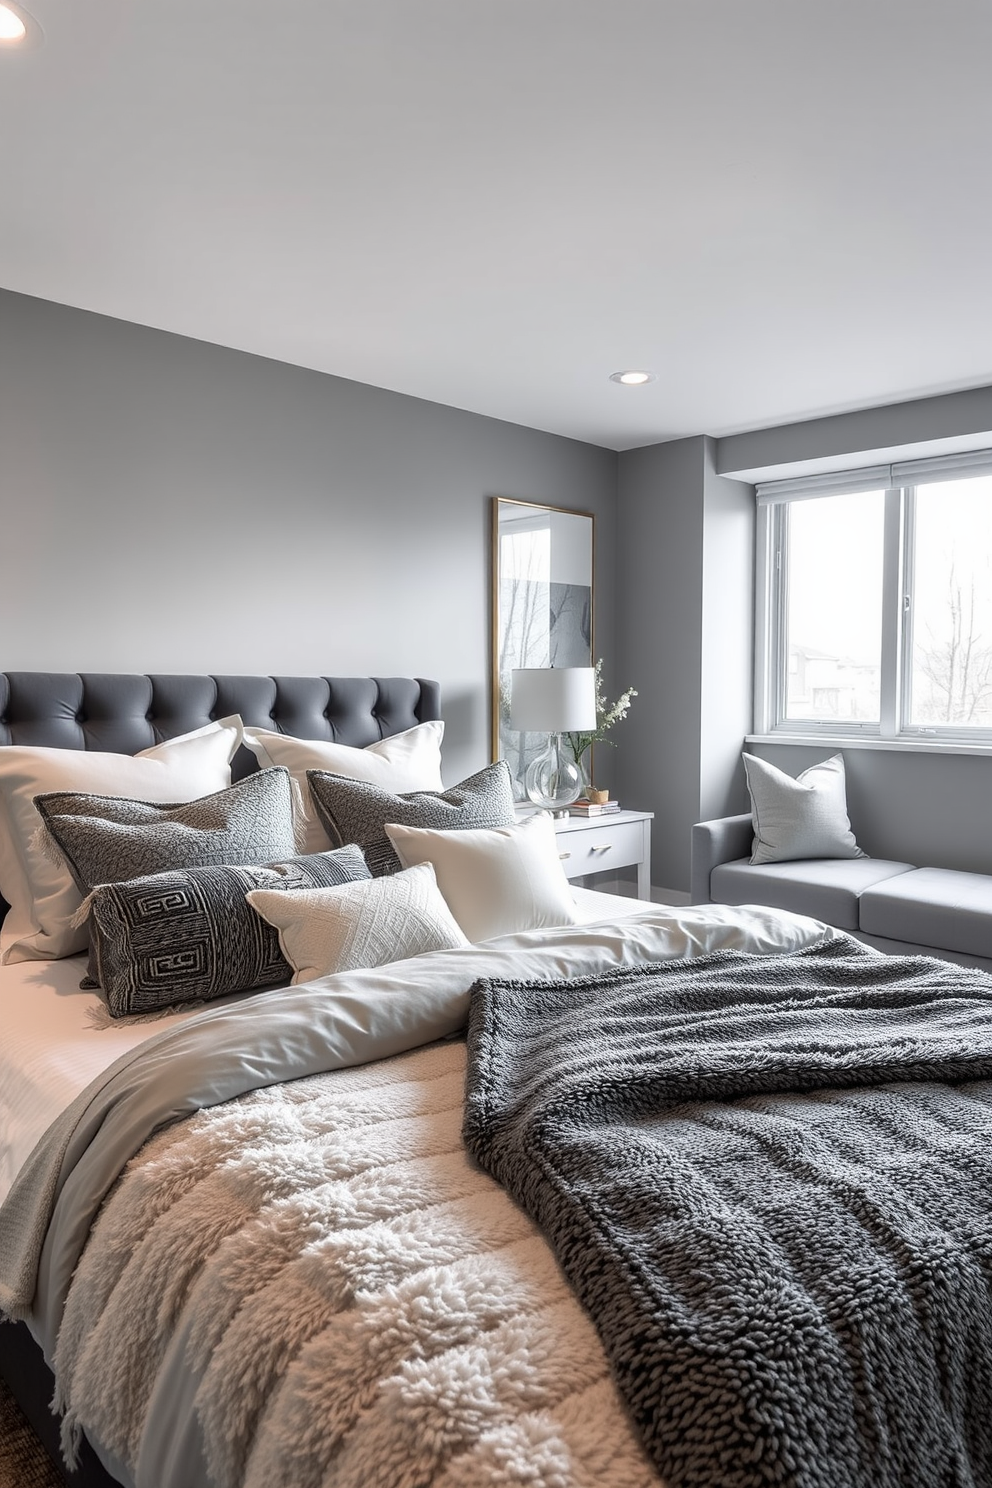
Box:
510;666;596;812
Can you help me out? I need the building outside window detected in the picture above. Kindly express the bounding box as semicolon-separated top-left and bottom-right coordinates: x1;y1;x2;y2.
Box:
754;456;992;743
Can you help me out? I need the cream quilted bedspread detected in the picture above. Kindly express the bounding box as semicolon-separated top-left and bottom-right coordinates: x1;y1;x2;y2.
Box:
54;1038;660;1488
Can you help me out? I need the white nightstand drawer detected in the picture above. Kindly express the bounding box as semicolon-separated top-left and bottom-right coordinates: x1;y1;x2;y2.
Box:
556;819;645;878
514;805;653;899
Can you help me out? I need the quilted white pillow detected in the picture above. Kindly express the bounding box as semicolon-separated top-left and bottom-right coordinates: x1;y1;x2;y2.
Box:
0;716;243;963
241;721;445;854
384;812;579;943
246;862;467;982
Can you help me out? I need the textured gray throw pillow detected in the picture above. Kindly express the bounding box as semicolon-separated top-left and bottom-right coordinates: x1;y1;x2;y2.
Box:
34;768;300;896
306;760;516;876
87;845;370;1018
744;752;865;864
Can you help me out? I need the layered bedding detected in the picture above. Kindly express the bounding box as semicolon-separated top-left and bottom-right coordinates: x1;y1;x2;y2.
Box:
0;951;256;1207
0;886;643;1206
1;900;843;1488
4;673;992;1488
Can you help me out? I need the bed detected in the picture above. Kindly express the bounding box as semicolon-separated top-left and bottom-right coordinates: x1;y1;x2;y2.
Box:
2;673;991;1488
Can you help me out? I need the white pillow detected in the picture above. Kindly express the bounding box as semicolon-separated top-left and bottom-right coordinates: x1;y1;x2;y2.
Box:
241;721;445;854
0;716;243;963
743;752;865;865
384;813;579;943
246;862;467;982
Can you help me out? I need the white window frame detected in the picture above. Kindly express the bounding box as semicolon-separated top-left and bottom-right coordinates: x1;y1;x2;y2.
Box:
754;451;992;747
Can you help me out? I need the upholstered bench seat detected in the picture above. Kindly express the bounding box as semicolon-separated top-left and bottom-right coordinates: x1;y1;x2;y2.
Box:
692;811;992;971
710;856;915;932
860;867;992;961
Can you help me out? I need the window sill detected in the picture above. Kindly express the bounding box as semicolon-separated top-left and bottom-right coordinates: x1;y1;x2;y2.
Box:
746;733;992;759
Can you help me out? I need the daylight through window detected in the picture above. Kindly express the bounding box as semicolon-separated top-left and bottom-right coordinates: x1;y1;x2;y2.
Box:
907;480;992;728
755;459;992;743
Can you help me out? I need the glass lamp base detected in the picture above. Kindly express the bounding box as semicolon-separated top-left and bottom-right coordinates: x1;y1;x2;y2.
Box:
524;735;582;811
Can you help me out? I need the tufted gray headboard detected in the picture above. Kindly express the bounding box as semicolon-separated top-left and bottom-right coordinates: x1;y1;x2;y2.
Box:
0;672;441;924
0;672;441;771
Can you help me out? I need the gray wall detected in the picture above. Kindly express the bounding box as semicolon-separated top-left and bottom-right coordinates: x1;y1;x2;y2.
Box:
718;385;992;482
614;436;752;891
749;743;992;876
8;288;991;887
0;290;617;787
699;440;753;825
613;438;703;889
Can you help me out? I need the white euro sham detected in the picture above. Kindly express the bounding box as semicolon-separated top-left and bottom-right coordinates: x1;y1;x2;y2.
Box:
0;717;244;964
241;720;445;854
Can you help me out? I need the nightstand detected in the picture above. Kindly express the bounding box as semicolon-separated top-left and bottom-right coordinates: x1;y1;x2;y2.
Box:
552;809;654;900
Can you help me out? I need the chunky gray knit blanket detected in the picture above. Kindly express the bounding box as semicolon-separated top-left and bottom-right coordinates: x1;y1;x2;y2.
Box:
463;938;992;1488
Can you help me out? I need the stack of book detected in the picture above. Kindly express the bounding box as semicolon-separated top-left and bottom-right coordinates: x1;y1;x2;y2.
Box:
569;798;621;817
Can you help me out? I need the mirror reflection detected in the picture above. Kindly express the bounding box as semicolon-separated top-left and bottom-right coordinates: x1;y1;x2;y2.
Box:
491;497;594;796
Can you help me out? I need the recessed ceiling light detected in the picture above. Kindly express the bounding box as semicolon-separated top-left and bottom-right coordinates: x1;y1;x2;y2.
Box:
0;6;25;41
609;370;656;387
0;3;42;47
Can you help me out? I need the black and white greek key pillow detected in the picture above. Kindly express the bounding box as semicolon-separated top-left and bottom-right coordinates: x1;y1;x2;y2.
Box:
87;845;370;1017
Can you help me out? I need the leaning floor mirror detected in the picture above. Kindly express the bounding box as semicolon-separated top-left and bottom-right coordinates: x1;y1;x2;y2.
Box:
491;496;595;801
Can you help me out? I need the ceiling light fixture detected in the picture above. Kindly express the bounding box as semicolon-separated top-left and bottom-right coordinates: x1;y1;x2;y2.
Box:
0;2;42;47
609;370;656;386
0;7;25;40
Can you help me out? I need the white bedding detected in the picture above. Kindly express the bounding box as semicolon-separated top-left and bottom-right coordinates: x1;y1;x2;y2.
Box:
0;888;837;1208
0;888;850;1488
0;888;639;1203
0;954;242;1205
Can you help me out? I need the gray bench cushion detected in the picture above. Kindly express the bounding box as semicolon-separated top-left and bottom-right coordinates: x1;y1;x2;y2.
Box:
860;867;992;959
710;857;915;931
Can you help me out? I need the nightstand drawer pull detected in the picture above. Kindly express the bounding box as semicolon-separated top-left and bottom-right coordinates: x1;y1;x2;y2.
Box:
549;809;653;901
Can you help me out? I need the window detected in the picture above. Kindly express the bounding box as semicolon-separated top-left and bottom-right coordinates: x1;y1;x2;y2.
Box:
755;455;992;744
907;480;992;728
781;490;885;725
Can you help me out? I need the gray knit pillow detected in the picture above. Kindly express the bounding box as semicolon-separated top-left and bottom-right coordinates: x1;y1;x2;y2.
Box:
306;761;515;876
87;845;370;1018
34;768;299;896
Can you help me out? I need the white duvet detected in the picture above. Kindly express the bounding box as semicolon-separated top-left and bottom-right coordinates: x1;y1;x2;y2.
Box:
0;888;838;1208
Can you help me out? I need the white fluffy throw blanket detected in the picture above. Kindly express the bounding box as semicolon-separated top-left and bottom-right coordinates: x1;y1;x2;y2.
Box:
54;1039;658;1488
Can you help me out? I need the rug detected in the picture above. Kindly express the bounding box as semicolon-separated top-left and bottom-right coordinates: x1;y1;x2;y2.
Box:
0;1377;63;1488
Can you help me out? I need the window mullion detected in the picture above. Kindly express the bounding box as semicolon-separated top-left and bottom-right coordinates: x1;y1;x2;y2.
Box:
899;487;918;735
878;488;904;738
773;505;789;729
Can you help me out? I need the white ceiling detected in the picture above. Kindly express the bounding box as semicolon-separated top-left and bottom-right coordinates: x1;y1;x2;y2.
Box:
3;0;992;451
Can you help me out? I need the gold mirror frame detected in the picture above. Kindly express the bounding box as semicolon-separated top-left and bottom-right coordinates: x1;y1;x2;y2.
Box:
490;496;595;797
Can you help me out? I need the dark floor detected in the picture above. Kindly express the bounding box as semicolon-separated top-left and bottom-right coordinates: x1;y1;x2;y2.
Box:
0;1376;63;1488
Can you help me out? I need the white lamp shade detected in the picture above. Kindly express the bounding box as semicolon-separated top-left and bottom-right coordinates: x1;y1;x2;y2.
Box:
511;667;596;733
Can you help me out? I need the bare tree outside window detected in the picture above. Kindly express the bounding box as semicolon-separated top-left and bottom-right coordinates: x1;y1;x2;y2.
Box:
909;479;992;728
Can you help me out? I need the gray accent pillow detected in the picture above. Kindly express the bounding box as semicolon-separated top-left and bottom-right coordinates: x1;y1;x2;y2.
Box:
743;752;865;864
306;760;515;877
34;768;300;896
88;846;370;1018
